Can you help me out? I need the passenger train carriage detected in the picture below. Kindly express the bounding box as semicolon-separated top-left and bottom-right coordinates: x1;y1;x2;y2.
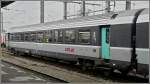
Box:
6;8;149;77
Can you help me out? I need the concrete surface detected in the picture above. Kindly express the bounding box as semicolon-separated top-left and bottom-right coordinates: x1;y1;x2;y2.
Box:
1;61;64;83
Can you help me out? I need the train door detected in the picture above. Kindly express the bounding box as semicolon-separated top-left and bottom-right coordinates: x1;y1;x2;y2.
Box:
101;26;110;59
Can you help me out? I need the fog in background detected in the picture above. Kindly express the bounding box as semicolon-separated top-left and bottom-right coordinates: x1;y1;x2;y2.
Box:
1;1;149;32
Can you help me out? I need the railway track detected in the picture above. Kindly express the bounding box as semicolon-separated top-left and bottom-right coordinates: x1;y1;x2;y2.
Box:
1;48;149;83
1;60;66;83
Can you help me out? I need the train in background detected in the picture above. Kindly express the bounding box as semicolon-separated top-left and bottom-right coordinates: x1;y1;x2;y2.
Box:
5;8;149;78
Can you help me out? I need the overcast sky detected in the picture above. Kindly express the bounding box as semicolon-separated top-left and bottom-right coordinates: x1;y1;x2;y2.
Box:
2;1;149;31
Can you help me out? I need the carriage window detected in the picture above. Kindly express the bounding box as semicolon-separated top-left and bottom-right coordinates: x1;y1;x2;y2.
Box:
30;33;36;42
54;30;58;43
58;30;63;43
92;31;97;45
10;34;14;41
24;34;28;41
37;32;43;43
14;33;20;41
17;33;21;41
20;33;24;41
65;30;75;43
44;31;52;43
6;33;9;41
49;31;53;42
78;30;91;44
13;34;16;41
24;33;30;41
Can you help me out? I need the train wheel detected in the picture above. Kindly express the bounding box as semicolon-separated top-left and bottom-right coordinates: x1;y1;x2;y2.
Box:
81;65;88;71
10;48;15;54
108;68;115;76
102;68;114;77
16;51;20;56
78;59;87;71
121;70;129;77
78;59;94;71
103;71;110;77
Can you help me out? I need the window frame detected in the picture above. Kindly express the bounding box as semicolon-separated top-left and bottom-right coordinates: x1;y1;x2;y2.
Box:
54;29;64;43
37;31;44;43
30;32;37;42
78;29;91;45
64;29;76;44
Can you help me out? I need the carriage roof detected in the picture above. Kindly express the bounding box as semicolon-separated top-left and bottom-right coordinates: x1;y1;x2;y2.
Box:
8;8;149;33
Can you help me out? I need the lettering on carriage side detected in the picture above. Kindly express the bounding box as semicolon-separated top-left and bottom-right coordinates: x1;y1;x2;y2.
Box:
64;48;75;53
